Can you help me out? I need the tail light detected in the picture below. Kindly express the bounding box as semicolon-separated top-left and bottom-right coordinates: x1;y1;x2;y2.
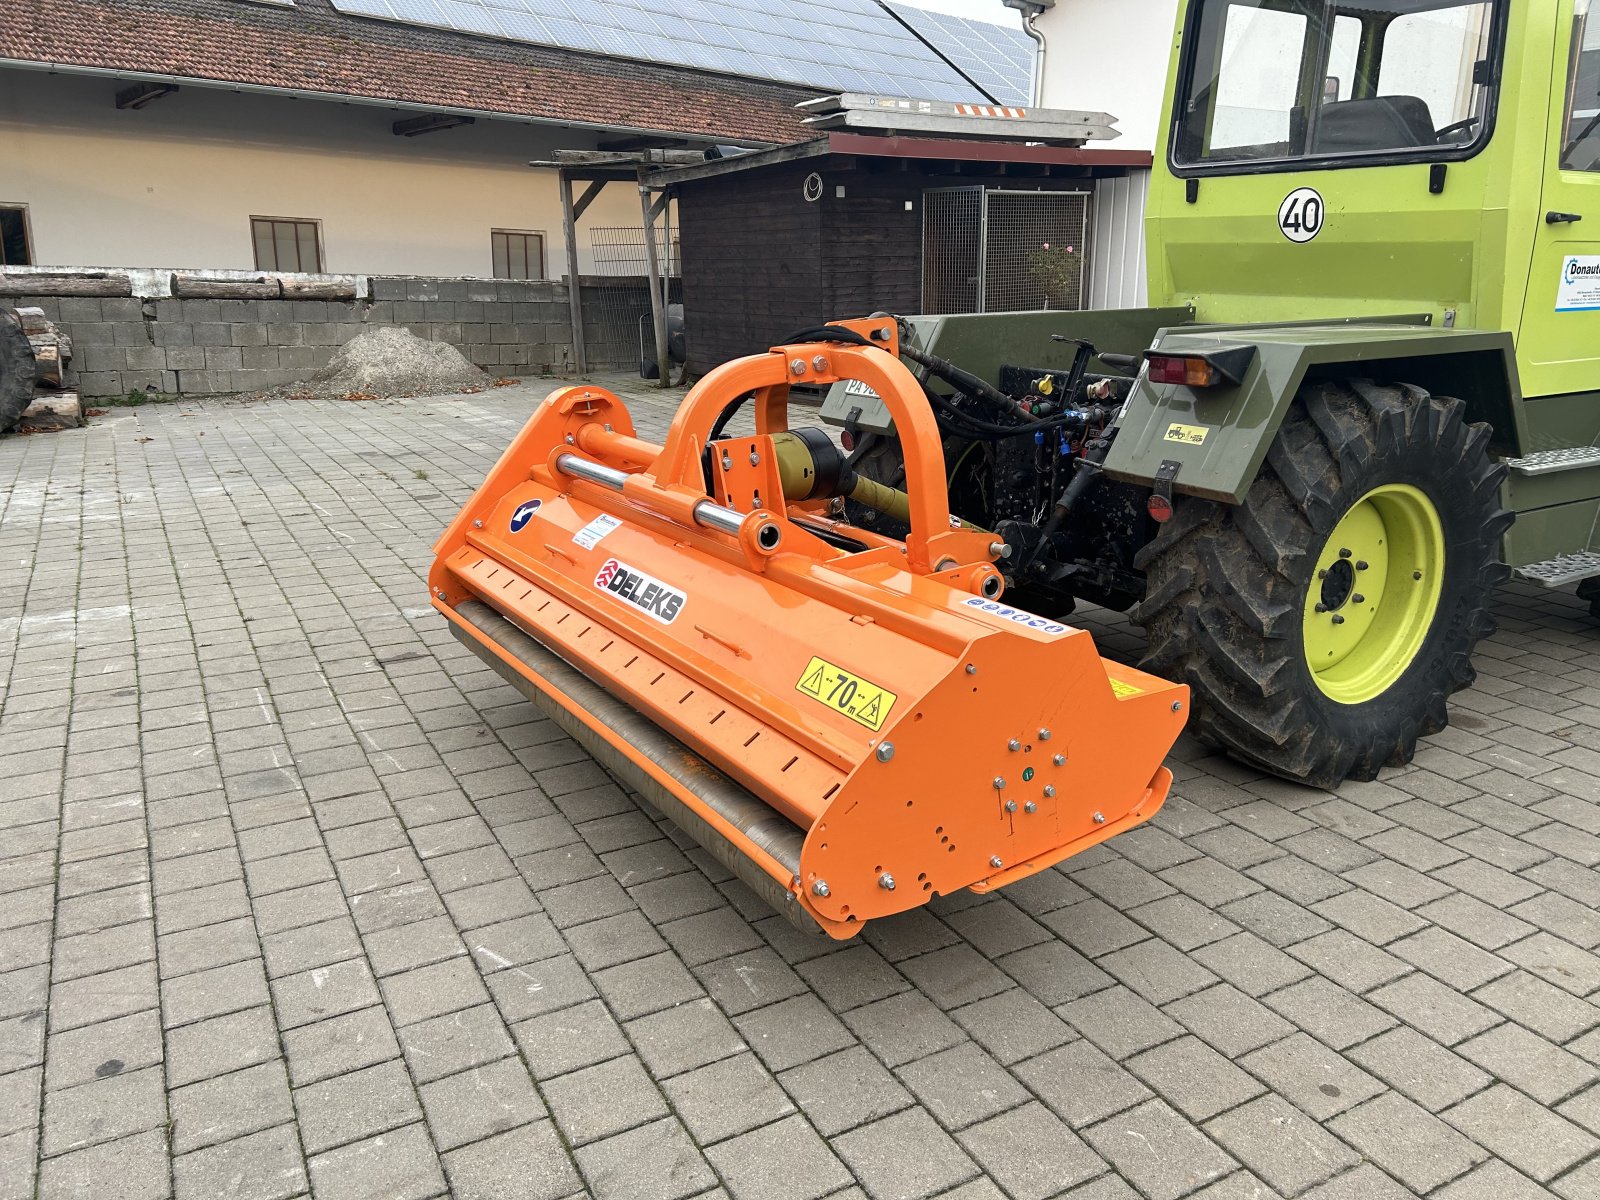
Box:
1143;344;1255;389
1148;355;1219;387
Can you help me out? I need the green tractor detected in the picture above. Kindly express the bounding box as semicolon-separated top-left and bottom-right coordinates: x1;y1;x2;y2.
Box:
825;0;1600;788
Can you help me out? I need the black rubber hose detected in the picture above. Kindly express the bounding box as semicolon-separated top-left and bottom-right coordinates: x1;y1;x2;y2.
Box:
900;343;1037;422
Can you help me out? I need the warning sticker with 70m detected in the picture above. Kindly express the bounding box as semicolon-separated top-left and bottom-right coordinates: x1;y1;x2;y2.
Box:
796;656;897;732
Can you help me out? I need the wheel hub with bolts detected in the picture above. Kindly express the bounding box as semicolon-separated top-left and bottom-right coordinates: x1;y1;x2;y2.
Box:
1301;483;1445;705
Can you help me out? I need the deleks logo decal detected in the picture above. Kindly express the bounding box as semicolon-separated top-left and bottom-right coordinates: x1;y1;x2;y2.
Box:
594;559;686;625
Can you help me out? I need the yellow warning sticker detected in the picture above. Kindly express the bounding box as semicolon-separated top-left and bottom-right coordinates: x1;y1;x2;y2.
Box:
796;656;898;732
1163;422;1210;445
1109;678;1146;699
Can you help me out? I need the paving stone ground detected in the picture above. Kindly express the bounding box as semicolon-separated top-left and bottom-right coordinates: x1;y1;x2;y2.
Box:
3;377;1600;1200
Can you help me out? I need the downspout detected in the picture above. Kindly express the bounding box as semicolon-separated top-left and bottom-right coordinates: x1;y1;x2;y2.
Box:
1019;11;1046;107
1001;0;1055;107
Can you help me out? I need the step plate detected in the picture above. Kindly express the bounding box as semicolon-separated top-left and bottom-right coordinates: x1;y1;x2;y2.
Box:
1504;446;1600;475
1515;551;1600;588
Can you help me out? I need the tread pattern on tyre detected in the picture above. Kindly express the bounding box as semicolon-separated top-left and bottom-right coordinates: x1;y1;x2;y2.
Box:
1133;379;1511;788
0;309;34;436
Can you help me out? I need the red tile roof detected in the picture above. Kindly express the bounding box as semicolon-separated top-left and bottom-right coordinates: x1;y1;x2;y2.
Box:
0;0;818;146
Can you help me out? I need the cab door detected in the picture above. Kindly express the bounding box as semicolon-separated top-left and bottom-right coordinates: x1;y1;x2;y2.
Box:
1518;0;1600;398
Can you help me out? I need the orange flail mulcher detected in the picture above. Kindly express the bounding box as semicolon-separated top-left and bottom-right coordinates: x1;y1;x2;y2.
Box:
430;318;1187;939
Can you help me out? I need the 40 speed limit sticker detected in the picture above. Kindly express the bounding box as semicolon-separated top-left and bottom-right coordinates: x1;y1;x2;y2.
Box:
796;656;897;732
1278;187;1325;243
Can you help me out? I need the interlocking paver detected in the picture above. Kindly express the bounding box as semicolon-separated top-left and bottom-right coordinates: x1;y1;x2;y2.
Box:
11;386;1600;1200
173;1122;308;1200
707;1112;852;1200
441;1121;582;1200
39;1065;166;1156
950;987;1074;1067
1458;1022;1600;1106
307;1121;446;1200
573;1116;716;1200
1444;1083;1600;1183
513;999;629;1081
1127;1034;1264;1122
895;1041;1029;1130
282;1005;403;1088
833;1106;980;1199
1265;978;1398;1051
294;1057;424;1154
957;1101;1105;1200
544;1054;669;1146
1084;1098;1237;1200
1238;1032;1384;1121
418;1054;547;1151
1330;1092;1488;1193
43;1009;163;1092
778;1046;913;1138
1475;970;1600;1043
1205;1094;1360;1196
794;945;908;1014
36;1127;171;1200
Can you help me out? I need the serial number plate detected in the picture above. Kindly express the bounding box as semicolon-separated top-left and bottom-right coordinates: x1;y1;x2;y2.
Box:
796;656;897;732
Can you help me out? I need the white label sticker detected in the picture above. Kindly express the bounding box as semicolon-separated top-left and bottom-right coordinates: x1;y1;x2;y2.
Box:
572;512;622;550
1277;187;1325;244
961;596;1069;637
844;379;880;399
1556;256;1600;312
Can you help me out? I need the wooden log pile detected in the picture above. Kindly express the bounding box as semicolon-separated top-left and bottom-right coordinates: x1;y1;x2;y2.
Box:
15;306;70;388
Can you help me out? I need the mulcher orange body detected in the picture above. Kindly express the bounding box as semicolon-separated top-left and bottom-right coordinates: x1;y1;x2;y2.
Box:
430;318;1187;939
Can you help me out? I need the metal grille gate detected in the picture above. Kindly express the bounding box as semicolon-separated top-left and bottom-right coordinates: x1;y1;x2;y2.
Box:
586;225;680;372
921;188;1091;315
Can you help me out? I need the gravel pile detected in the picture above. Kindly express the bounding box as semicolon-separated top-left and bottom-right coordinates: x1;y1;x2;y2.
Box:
310;326;487;398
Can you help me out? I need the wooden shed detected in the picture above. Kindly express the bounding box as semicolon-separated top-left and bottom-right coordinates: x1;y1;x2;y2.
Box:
656;133;1153;374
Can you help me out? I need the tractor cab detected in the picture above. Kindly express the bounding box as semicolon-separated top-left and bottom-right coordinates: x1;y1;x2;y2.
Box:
1171;0;1501;166
1149;0;1600;399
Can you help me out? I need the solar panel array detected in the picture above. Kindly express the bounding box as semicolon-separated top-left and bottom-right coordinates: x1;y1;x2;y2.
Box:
883;2;1032;106
327;0;1035;108
329;0;1009;102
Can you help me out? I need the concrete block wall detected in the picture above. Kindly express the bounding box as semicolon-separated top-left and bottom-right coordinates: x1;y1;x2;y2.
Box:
7;276;579;398
369;277;576;379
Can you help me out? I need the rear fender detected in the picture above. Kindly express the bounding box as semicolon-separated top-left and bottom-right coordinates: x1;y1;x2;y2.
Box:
1102;322;1522;504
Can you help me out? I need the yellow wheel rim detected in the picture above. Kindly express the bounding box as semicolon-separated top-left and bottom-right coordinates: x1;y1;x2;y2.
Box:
1302;484;1445;705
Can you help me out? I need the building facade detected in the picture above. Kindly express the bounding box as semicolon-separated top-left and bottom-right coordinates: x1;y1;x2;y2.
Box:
0;0;815;278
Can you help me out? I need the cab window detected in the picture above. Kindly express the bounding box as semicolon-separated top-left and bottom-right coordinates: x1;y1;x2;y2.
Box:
1173;0;1502;171
1563;0;1600;171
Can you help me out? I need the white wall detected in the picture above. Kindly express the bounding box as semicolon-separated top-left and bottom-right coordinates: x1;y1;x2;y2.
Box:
1036;0;1180;153
0;69;646;277
1088;170;1149;308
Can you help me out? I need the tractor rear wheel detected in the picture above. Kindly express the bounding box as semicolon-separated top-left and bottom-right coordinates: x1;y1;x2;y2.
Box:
0;309;33;435
1135;379;1510;788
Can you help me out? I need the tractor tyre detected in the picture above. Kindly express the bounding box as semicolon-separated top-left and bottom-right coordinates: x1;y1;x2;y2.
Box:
0;308;33;435
1134;379;1510;788
1578;577;1600;621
